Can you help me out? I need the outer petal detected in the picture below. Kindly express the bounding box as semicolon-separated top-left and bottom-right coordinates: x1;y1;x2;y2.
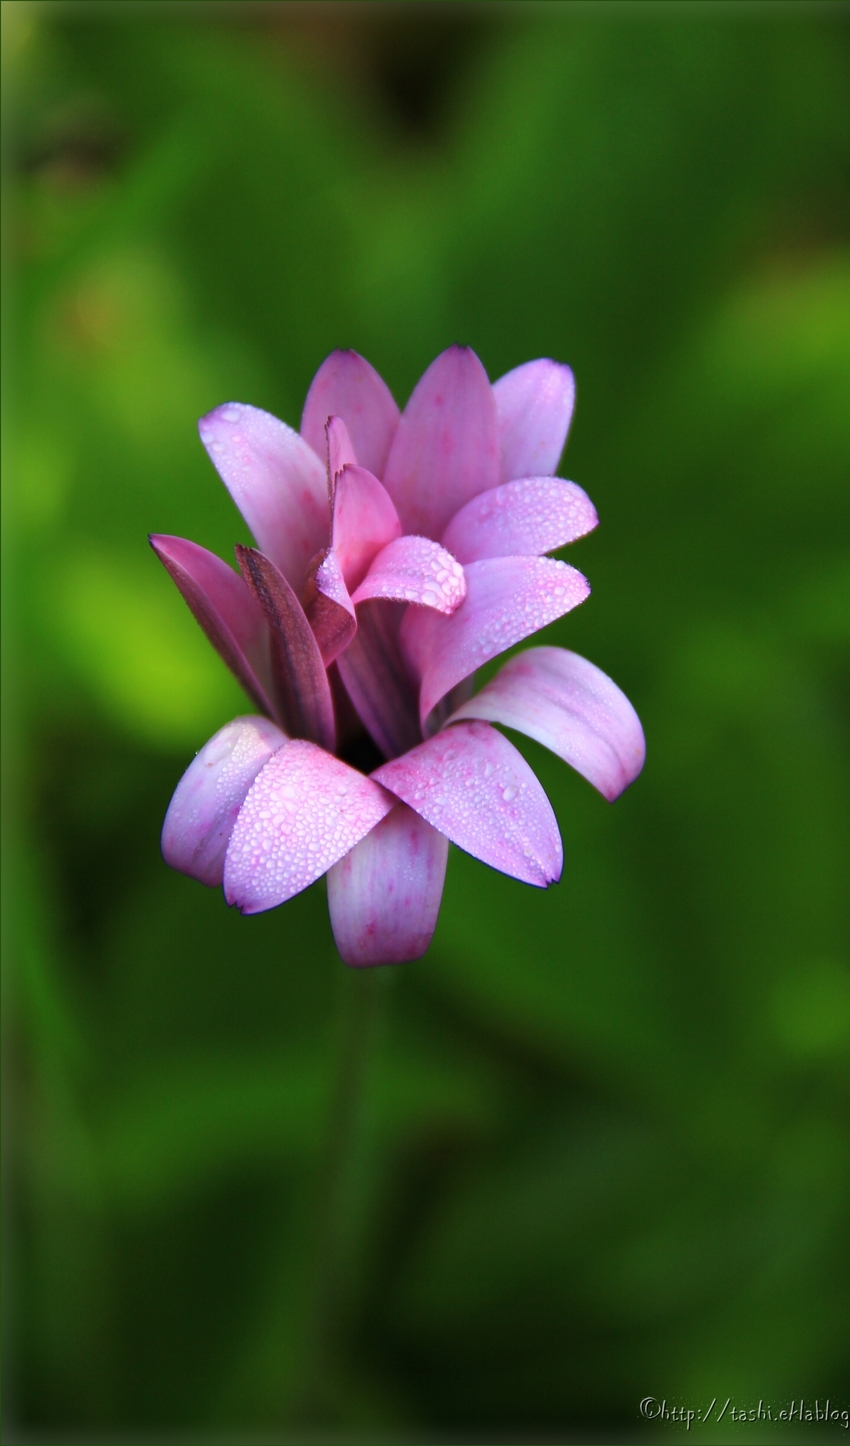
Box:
301;350;400;479
335;601;422;760
351;535;466;614
302;548;357;667
382;346;499;539
373;720;562;887
223;740;394;913
198;403;328;589
332;464;402;592
150;534;276;719
447;646;645;800
162;717;286;886
326;803;448;967
441;477;597;564
493;360;575;483
401;556;591;728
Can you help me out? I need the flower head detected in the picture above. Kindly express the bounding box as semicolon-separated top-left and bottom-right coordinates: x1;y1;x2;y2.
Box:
152;346;644;966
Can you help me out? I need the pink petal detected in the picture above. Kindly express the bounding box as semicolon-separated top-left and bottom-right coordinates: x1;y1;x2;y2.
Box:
332;464;402;592
441;477;597;564
351;535;466;614
150;534;277;720
335;601;422;760
373;720;562;887
236;546;336;753
162;716;286;886
300;350;400;479
198;403;328;589
326;803;448;966
382;345;499;539
326;415;357;493
302;548;357;667
401;556;591;728
223;740;394;913
493;360;575;484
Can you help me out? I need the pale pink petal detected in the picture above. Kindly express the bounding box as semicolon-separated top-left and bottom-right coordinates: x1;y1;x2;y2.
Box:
198;403;328;589
493;360;575;483
373;720;561;887
351;535;466;614
441;477;597;564
301;350;400;478
326;415;357;493
401;556;591;728
326;803;448;966
162;716;286;886
335;601;422;760
302;548;357;667
447;646;645;801
236;546;336;753
150;534;277;720
382;345;499;539
332;464;402;592
223;740;394;913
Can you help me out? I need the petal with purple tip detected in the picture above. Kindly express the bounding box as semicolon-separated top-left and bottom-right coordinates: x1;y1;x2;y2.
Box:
327;803;448;966
162;716;286;886
332;464;402;592
373;720;562;887
223;740;394;913
448;646;645;800
441;477;597;564
301;350;400;478
382;346;499;539
493;360;575;483
336;601;422;761
198;403;328;589
351;535;466;613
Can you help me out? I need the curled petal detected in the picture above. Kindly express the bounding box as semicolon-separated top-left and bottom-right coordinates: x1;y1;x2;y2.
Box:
373;720;562;887
162;717;286;886
336;601;422;761
302;549;357;667
326;416;357;496
382;345;499;539
301;350;400;478
441;477;597;564
493;359;575;483
224;740;394;913
198;403;328;589
448;646;645;800
351;535;466;614
402;556;591;728
332;464;402;592
327;803;448;967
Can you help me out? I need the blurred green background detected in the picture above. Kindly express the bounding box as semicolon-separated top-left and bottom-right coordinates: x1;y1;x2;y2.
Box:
3;2;849;1441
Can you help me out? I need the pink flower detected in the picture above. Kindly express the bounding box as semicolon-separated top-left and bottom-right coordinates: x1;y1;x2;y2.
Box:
152;347;644;966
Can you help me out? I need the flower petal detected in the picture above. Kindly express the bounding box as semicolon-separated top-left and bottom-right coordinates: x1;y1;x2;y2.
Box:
351;535;466;613
326;415;358;494
236;545;336;752
335;601;422;760
223;740;394;913
302;548;357;667
447;647;645;801
301;350;400;479
401;556;591;728
493;360;575;483
373;720;562;887
198;403;328;589
382;345;499;539
326;803;448;967
150;534;277;719
441;477;597;564
332;464;402;592
162;716;286;886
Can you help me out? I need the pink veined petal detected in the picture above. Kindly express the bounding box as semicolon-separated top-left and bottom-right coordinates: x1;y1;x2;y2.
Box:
373;720;562;887
223;740;394;913
198;403;328;589
150;534;277;720
162;716;286;886
493;359;575;484
441;477;597;565
326;803;448;967
332;464;402;593
326;415;358;496
301;350;400;479
302;548;357;667
236;545;336;753
351;535;466;614
335;601;422;761
401;555;591;730
382;345;499;540
447;646;645;801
